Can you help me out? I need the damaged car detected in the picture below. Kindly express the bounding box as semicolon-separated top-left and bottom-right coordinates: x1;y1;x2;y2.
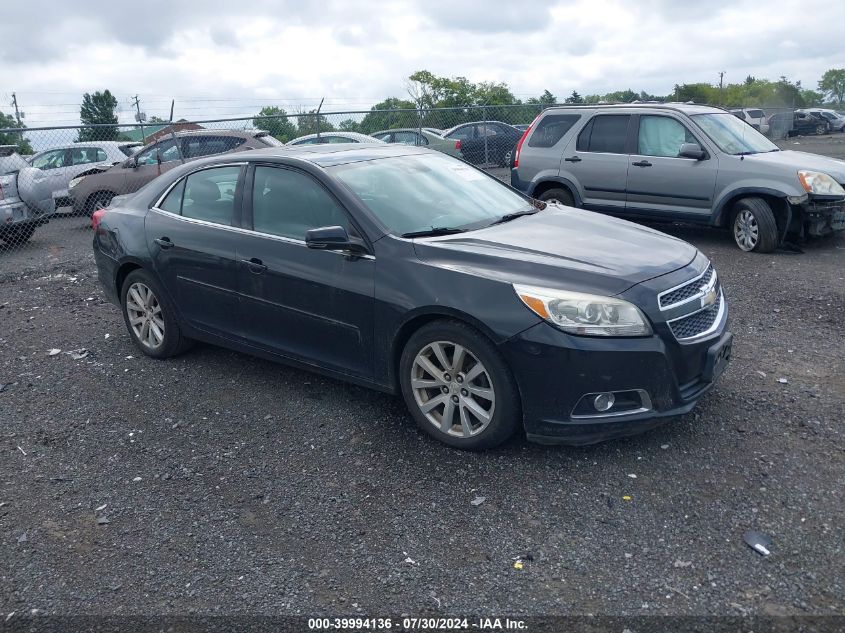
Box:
0;145;56;245
512;104;845;252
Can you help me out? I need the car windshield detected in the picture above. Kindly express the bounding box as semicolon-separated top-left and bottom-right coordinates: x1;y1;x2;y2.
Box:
691;113;779;155
331;153;534;235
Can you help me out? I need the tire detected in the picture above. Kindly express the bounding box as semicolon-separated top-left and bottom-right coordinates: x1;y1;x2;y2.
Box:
84;191;114;217
399;319;521;450
732;197;778;253
120;269;192;359
815;124;826;135
537;187;575;207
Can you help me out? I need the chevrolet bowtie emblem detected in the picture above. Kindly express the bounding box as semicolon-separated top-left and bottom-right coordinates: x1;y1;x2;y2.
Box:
701;286;718;308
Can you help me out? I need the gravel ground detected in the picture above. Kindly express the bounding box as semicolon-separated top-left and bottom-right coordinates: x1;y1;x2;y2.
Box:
1;141;844;620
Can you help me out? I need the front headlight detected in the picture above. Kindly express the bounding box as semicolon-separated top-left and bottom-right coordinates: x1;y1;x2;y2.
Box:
68;175;86;189
797;170;845;196
513;284;652;337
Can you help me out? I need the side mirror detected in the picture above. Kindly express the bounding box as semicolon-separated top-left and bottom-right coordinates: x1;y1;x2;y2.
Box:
305;226;367;254
678;143;706;160
125;156;138;169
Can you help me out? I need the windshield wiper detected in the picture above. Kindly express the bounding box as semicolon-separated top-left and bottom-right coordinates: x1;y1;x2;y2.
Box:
401;227;468;238
489;208;539;225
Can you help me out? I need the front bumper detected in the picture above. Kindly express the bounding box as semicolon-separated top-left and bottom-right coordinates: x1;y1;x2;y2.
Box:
500;321;731;445
796;197;845;237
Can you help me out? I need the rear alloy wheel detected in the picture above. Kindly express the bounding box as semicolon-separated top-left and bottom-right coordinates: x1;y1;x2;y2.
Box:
538;187;575;208
400;320;520;450
121;269;191;358
732;197;778;253
816;123;827;135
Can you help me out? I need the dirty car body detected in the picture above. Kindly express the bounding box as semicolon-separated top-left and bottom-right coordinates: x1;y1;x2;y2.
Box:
93;144;731;447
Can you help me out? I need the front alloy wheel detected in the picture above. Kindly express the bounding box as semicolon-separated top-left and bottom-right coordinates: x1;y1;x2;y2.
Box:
411;341;495;438
733;208;759;251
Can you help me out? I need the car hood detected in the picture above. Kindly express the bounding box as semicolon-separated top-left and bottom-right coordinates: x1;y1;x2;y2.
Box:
744;150;845;181
411;207;699;296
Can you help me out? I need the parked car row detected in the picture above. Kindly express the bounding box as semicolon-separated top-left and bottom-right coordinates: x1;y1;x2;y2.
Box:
731;107;845;137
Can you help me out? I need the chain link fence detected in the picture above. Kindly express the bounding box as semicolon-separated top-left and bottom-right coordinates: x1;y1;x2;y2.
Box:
0;101;831;269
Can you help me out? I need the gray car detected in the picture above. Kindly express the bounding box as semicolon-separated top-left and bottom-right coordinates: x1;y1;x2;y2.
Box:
286;132;385;146
370;128;461;157
29;141;141;207
512;103;845;252
0;145;55;244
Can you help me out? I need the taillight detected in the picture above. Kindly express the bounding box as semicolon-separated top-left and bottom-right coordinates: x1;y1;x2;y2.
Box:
0;183;4;201
455;139;461;150
513;114;541;169
91;208;107;231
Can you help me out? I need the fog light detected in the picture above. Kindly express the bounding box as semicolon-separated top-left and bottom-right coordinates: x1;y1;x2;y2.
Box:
593;392;615;412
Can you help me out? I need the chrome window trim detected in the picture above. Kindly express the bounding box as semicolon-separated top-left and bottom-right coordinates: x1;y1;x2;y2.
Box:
658;264;716;311
152;161;248;209
667;289;726;343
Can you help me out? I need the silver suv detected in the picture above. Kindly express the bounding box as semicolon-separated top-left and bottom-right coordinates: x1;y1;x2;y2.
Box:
511;104;845;252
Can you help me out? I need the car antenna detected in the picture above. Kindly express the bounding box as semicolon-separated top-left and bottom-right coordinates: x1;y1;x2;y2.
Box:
315;97;324;142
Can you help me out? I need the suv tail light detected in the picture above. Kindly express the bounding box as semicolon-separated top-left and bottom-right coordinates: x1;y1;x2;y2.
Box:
513;114;541;169
454;139;461;150
91;208;107;231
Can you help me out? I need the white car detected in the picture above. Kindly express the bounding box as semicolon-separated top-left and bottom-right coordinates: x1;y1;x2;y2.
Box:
286;132;385;146
28;141;141;207
729;108;770;135
800;109;845;132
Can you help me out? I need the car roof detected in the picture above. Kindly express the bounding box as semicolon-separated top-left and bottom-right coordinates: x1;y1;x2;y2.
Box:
32;141;137;153
442;120;517;134
372;128;443;136
287;131;380;144
543;103;728;116
209;143;428;167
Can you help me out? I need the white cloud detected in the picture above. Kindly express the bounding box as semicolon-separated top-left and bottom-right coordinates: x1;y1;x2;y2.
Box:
0;0;841;128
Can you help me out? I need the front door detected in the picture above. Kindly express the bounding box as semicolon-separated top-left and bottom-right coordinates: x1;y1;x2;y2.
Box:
625;114;718;218
560;114;632;212
237;164;375;378
126;138;183;193
145;164;246;338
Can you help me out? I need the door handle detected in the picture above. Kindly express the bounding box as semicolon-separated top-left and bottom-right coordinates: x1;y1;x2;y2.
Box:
154;237;174;249
632;160;652;167
564;156;582;162
242;257;267;274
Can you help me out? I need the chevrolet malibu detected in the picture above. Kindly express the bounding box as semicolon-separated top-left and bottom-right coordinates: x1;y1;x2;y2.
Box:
92;145;732;449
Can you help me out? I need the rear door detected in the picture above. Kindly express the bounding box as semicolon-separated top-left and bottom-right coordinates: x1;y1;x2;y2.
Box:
145;164;246;339
625;114;718;219
519;113;582;185
560;114;632;212
236;164;375;378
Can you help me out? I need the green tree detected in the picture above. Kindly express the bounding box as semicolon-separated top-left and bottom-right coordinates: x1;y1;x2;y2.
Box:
673;83;716;103
564;91;583;104
818;68;845;106
338;118;362;132
0;111;34;154
359;97;417;133
296;109;335;135
253;106;297;142
78;90;119;141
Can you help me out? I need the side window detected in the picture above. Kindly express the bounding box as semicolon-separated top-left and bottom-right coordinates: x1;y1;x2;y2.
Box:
373;133;392;142
327;136;354;144
447;126;474;141
528;114;580;148
579;115;630;154
96;148;108;162
251;166;349;241
637;116;697;158
477;124;499;138
182;166;241;225
393;131;421;146
182;136;245;159
136;141;171;166
32;149;67;170
158;179;185;214
70;147;102;166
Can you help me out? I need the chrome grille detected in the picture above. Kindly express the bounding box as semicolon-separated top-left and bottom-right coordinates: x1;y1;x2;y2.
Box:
669;292;723;340
659;265;715;309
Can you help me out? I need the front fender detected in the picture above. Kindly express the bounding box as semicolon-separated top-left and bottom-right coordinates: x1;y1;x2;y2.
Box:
711;182;798;225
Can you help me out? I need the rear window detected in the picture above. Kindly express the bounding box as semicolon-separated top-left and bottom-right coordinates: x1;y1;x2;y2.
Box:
747;110;764;119
182;136;245;159
528;114;580;148
577;115;630;154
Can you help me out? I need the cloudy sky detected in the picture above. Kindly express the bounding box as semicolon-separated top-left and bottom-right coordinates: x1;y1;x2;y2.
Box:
0;0;840;127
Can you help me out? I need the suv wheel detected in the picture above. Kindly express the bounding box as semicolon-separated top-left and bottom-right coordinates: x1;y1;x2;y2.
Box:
399;320;520;450
816;123;827;135
538;187;575;208
732;197;778;253
121;269;192;358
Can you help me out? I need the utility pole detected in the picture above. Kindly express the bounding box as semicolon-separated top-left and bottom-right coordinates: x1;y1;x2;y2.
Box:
719;71;726;105
10;93;24;144
131;94;147;143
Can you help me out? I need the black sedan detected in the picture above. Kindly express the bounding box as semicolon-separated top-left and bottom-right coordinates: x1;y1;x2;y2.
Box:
441;121;523;166
93;145;732;449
